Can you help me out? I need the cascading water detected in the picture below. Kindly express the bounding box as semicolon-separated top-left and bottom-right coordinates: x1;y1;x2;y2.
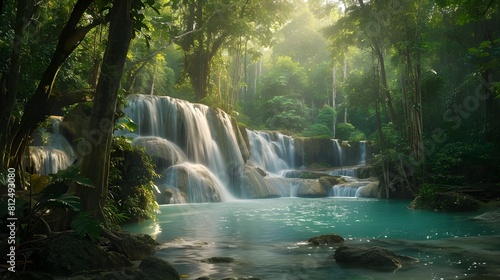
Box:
121;94;373;203
359;141;367;166
246;130;295;173
122;94;243;203
329;182;369;198
332;139;343;167
29;116;75;175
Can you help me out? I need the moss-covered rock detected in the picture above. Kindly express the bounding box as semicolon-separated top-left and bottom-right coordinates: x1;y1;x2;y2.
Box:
409;191;480;212
104;231;158;261
32;233;132;276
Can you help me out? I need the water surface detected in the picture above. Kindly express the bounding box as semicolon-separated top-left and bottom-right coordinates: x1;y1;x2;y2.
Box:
124;198;500;279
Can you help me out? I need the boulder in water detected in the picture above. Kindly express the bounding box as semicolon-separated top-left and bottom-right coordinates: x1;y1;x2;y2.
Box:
138;256;180;280
334;245;419;271
308;234;345;246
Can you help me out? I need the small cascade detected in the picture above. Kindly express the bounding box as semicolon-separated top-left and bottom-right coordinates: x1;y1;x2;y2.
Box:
330;185;358;197
247;130;295;173
29;116;75;175
359;141;367;166
161;163;235;203
332;139;343;167
29;147;72;175
329;181;370;198
289;183;300;197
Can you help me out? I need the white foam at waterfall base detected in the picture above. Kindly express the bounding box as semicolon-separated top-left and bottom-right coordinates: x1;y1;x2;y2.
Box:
161;163;236;203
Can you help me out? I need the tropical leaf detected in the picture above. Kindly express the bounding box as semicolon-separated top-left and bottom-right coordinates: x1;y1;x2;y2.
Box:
46;193;82;212
52;167;95;188
71;212;102;242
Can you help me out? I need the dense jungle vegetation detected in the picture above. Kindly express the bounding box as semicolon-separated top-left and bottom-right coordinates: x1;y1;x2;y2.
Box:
0;0;499;236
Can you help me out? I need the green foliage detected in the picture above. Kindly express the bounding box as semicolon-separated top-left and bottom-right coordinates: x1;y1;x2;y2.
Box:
0;168;100;243
335;123;355;140
115;116;138;132
264;96;310;132
301;124;331;137
316;105;336;129
428;141;496;185
259;56;309;100
50;166;96;188
71;212;102;242
108;136;159;224
410;184;480;212
348;129;366;142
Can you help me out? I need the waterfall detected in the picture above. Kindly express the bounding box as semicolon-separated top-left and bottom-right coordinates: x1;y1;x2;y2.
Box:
359;141;367;166
121;94;375;203
247;130;295;173
123;94;244;203
332;139;343;167
29;117;75;175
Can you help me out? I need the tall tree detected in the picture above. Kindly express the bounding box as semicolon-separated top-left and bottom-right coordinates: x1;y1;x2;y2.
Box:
75;0;134;223
0;0;102;183
175;0;294;102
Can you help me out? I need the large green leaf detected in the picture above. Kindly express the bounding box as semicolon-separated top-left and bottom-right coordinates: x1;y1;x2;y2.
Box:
52;167;95;188
71;212;102;242
46;193;82;212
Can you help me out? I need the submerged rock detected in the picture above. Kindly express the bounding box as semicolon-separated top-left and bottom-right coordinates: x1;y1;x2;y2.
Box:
196;277;262;280
334;245;419;271
202;256;236;263
308;234;345;246
138;256;180;280
471;211;500;221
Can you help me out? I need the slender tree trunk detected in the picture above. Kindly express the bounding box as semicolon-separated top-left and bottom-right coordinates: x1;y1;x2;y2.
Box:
374;43;398;128
76;0;133;224
0;0;34;167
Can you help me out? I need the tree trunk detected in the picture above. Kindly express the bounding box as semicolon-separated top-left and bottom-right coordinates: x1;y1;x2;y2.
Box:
75;0;133;224
374;43;398;129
